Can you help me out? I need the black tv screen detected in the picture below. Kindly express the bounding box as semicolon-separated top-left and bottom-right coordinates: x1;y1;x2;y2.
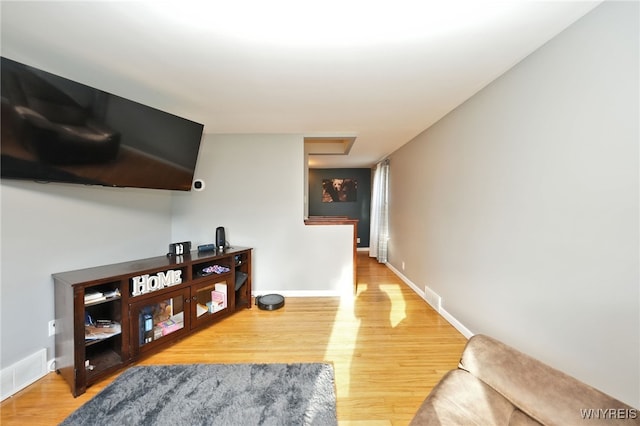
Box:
1;57;204;191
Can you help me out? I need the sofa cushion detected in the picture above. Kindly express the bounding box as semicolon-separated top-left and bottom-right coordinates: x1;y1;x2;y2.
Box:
459;334;637;426
409;369;542;426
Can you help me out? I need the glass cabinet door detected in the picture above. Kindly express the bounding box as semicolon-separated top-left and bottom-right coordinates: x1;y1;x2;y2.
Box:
191;277;234;328
130;288;190;356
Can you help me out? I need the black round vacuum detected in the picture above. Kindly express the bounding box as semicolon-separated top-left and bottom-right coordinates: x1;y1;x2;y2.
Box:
256;294;285;310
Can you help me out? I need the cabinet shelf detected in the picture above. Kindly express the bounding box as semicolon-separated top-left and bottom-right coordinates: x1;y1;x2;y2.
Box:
85;335;120;347
85;349;122;381
84;295;121;307
192;272;232;285
85;323;122;346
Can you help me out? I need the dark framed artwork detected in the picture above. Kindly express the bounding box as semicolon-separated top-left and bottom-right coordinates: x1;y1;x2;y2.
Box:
322;178;357;202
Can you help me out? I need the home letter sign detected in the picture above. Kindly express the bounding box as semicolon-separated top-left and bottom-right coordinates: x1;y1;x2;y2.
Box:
131;270;183;296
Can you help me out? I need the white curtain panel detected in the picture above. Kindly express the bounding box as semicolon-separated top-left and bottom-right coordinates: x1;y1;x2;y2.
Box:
369;159;389;263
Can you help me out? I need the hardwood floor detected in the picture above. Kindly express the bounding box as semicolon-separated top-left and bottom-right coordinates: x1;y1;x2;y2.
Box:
0;252;467;425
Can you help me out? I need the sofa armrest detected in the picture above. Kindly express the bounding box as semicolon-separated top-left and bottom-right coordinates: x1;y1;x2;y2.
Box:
459;334;637;425
409;369;543;426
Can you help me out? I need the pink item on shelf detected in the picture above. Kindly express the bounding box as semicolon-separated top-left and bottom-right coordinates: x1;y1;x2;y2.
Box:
210;290;226;312
158;319;183;335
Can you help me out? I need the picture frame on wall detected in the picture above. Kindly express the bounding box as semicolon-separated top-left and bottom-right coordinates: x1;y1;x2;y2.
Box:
322;178;357;202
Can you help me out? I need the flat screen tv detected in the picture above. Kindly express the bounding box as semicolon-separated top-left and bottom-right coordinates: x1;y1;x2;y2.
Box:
1;57;204;191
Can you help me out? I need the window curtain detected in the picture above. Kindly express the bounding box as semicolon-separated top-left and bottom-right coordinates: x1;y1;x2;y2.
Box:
369;159;390;263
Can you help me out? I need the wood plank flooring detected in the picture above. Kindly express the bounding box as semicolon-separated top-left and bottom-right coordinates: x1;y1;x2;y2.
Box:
0;252;467;425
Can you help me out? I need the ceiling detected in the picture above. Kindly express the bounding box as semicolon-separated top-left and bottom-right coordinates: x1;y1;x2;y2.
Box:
1;1;600;168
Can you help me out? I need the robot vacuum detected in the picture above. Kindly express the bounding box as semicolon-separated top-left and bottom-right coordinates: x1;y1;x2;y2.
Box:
255;294;285;310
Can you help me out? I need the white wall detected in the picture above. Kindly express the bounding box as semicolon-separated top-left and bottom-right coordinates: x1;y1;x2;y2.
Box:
0;182;173;368
171;134;354;295
387;2;639;406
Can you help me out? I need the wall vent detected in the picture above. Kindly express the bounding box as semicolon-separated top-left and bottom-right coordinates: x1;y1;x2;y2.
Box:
424;285;442;312
0;349;47;401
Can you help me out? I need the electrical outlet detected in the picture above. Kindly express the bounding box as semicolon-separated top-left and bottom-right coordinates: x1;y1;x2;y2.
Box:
357;237;361;244
48;320;56;337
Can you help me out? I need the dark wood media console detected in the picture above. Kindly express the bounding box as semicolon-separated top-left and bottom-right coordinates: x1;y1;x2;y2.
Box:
53;247;252;397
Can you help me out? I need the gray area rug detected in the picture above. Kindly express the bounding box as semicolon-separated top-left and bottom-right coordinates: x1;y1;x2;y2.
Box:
60;363;337;426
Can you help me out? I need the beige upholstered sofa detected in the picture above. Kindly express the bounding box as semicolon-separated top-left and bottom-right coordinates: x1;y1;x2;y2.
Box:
410;334;638;425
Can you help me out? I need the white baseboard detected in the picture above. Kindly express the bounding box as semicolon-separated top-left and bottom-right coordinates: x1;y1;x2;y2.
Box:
1;349;47;401
385;262;473;339
252;290;342;298
386;262;424;297
439;308;474;339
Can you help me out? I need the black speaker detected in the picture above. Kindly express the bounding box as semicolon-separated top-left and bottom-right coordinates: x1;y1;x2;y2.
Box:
216;227;226;249
168;241;191;256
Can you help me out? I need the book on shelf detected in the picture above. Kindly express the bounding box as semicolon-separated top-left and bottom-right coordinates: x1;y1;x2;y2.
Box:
209;283;227;313
85;321;121;340
85;289;121;304
95;319;117;328
215;283;227;305
84;292;104;303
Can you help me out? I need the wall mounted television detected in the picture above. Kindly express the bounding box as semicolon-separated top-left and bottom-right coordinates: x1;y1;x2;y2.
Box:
0;57;204;191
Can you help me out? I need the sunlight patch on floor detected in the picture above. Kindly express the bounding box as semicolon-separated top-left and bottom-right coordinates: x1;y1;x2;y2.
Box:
380;284;406;328
324;289;359;398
